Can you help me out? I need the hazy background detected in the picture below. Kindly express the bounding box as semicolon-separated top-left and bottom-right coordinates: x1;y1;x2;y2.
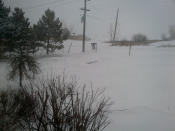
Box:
3;0;175;41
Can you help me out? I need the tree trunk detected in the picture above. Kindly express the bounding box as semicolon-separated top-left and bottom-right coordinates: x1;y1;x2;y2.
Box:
19;66;22;87
46;39;49;55
46;43;49;55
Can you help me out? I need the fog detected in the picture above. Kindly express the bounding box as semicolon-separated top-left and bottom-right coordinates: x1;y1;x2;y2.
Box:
4;0;175;40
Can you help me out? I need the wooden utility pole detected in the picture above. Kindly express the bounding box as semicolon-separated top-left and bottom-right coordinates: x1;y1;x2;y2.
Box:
113;8;119;42
129;42;132;56
82;0;87;52
81;0;90;52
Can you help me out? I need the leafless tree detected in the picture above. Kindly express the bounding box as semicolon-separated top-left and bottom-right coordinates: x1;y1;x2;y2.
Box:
161;34;168;41
132;33;147;42
169;25;175;40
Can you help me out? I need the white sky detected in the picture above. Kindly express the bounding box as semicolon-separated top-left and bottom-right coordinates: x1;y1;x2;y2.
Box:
4;0;175;41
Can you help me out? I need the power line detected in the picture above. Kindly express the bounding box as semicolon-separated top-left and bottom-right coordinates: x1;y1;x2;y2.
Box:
50;0;81;8
87;15;109;24
24;0;80;10
24;0;62;10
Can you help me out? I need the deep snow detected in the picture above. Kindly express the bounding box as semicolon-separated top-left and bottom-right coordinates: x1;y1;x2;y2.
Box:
0;40;175;131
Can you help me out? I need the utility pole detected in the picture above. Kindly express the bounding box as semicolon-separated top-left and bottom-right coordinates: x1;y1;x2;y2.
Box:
81;0;90;52
113;8;119;42
129;42;132;56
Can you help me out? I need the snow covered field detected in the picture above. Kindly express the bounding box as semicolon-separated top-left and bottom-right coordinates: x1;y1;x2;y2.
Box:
1;40;175;131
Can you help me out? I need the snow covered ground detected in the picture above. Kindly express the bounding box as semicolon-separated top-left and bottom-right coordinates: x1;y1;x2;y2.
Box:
1;40;175;131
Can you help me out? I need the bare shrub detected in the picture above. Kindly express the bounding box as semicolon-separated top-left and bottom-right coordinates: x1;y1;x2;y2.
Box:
25;76;112;131
0;76;112;131
0;87;36;131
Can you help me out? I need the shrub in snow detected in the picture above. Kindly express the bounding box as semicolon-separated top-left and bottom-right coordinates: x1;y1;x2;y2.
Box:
0;76;112;131
0;88;36;131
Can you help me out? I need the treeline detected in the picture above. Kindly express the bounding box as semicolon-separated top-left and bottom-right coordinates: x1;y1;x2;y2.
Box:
0;2;71;58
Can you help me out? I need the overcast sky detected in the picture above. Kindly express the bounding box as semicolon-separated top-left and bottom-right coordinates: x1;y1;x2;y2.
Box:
4;0;175;41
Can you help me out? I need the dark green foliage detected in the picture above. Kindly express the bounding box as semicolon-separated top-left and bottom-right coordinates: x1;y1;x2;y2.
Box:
34;9;64;54
0;0;10;57
9;54;40;87
0;0;10;18
0;0;10;37
0;3;40;86
1;7;39;55
7;8;32;53
7;8;40;87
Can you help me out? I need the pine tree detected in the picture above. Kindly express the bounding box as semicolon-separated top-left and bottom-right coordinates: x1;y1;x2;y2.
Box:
34;9;63;55
0;0;10;36
8;8;40;87
0;0;10;57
